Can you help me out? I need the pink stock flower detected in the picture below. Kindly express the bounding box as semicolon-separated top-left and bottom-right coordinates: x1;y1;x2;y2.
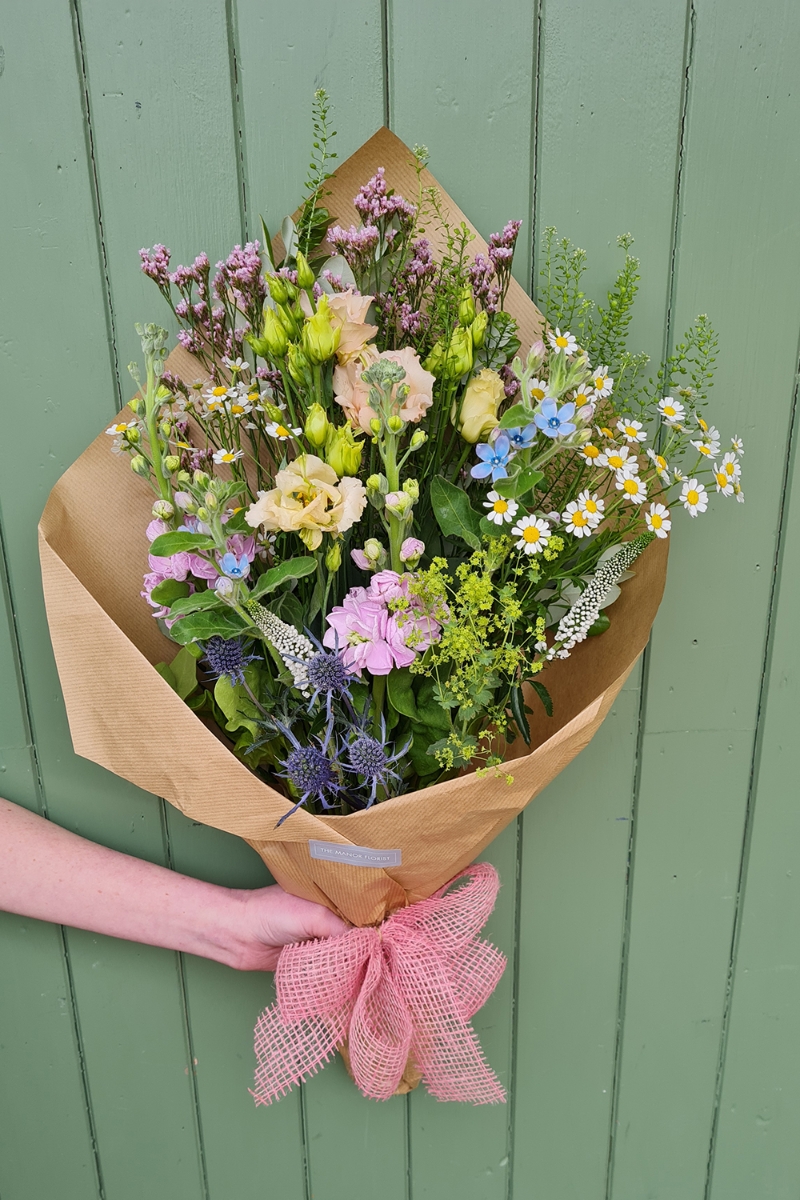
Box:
323;572;441;676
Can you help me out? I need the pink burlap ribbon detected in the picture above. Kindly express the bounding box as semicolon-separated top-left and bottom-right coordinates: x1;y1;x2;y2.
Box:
252;863;507;1105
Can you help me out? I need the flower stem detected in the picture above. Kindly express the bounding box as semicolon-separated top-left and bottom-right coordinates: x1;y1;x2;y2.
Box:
371;673;386;735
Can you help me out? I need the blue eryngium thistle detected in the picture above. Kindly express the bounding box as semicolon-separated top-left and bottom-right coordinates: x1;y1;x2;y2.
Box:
204;636;256;684
275;717;342;826
343;722;409;807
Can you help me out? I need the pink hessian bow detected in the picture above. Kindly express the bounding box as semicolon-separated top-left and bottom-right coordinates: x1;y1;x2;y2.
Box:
251;863;507;1106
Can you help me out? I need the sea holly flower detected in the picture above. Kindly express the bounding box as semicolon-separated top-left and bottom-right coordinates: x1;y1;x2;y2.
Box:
483;490;519;526
510;514;551;555
212;447;244;465
617;417;647;444
577;490;604;525
275;718;343;824
341;719;409;807
203;635;257;684
562;501;593;538
219;551;250;579
470;434;514;482
505;424;538;451
680;478;708;516
658;397;685;425
591;366;614;398
547;327;578;356
534;398;576;439
615;473;648;504
645;503;671;538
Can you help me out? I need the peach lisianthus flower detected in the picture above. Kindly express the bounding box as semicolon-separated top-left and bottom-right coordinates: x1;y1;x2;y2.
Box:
300;289;378;364
333;346;435;434
245;454;367;551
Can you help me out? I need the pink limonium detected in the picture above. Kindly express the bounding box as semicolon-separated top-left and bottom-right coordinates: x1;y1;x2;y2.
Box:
323;572;441;676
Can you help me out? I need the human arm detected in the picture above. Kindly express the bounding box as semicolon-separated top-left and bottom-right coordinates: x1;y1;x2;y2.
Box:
0;797;347;970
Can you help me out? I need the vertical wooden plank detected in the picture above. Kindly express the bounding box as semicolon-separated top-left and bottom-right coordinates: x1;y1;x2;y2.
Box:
0;3;209;1198
707;383;800;1196
511;3;688;1196
609;2;800;1195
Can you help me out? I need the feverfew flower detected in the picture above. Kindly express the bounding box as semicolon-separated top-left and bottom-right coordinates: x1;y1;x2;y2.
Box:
212;447;244;465
731;436;744;455
511;514;551;554
718;450;741;481
615;473;648;504
266;420;302;441
483;490;519;525
592;366;613;398
691;434;721;459
681;477;708;516
579;442;602;465
617;417;647;444
645;502;671;538
577;489;605;525
547;327;578;356
529;377;548;402
598;444;637;475
647;448;670;480
658;397;685;425
713;464;735;496
562;501;593;538
106;420;138;437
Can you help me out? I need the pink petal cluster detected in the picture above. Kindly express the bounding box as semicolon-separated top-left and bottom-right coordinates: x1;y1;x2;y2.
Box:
141;519;255;620
323;571;441;676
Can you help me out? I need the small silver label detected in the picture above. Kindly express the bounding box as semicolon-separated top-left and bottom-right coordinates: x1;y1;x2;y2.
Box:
308;840;402;868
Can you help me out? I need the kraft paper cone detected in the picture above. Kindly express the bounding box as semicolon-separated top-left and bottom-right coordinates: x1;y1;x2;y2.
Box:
39;128;668;929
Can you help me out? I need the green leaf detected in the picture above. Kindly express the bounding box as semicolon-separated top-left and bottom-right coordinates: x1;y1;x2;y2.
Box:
260;214;277;270
409;726;441;778
149;532;216;557
213;669;261;738
510;685;531;746
387;668;419;721
498;403;535;429
479;516;505;539
430;475;482;550
514;466;544;498
169;608;248;645
154;661;177;690
168;590;225;617
271;589;305;632
249;556;317;600
150;579;190;606
307;572;325;624
587;611;611;637
529;679;553;717
170;646;199;700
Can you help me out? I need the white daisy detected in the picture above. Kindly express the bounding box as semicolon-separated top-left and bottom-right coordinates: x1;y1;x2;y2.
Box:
719;451;741;481
579;442;602;466
547;327;578;357
658;397;685;425
617;417;647;444
680;478;708;516
562;501;593;538
529;377;548;403
646;448;670;480
598;444;638;475
615;473;648;504
212;447;244;465
224;399;253;418
106;420;137;437
734;482;745;503
645;502;671;539
592;366;613;398
577;489;605;526
511;514;551;555
222;356;250;374
266;421;302;441
673;467;686;482
731;436;744;455
691;437;721;459
596;424;616;440
204;384;230;403
483;491;519;525
712;465;735;496
572;385;594;409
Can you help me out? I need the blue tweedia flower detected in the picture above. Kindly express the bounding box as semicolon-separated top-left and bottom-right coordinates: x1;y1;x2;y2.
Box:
274;717;343;825
470;433;514;481
534;398;576;439
203;635;258;684
505;423;538;451
219;551;250;579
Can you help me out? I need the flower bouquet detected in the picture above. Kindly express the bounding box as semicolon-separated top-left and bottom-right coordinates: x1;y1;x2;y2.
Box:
39;94;743;1103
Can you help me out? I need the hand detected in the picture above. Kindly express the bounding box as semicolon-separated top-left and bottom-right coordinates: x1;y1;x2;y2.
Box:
230;885;349;971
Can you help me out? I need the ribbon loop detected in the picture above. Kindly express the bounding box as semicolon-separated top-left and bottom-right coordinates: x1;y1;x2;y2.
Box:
252;863;507;1107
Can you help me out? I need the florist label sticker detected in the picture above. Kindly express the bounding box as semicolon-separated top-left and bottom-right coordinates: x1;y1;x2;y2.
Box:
309;840;402;868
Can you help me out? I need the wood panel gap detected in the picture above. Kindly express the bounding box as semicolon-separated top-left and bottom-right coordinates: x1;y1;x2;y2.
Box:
701;339;800;1200
225;0;250;243
528;0;545;293
381;0;392;130
504;814;525;1200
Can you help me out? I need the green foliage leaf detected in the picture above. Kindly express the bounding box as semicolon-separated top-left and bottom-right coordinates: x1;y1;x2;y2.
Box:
149;532;216;557
587;611;611;637
169;608;248;645
154;661;177;690
414;680;451;732
170;646;199;700
168;590;225;617
408;726;441;778
498;403;534;429
529;679;553;718
260;214;277;270
213;667;261;738
249;556;317;600
493;467;544;500
149;579;190;606
387;668;419;721
430;475;482;550
479;516;504;539
271;589;305;632
510;685;531;746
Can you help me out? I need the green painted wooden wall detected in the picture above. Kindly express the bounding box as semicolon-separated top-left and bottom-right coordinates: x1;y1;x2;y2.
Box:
1;1;798;1196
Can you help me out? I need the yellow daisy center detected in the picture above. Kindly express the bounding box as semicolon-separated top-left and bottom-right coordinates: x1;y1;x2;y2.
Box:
600;426;613;438
650;513;663;529
275;425;290;437
623;478;640;495
725;462;735;476
716;473;727;488
608;454;624;469
247;392;259;402
522;526;541;544
584;444;600;459
493;499;509;514
530;386;545;401
584;498;598;513
687;489;699;505
698;417;708;431
556;336;568;348
231;404;244;414
625;425;638;437
656;455;666;470
221;452;235;462
113;423;127;432
572;510;588;527
575;391;590;404
212;386;227;397
663;405;676;416
595;377;606;390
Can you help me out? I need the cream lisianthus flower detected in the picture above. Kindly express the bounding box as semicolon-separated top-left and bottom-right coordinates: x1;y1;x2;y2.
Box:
245;454;367;550
453;368;505;444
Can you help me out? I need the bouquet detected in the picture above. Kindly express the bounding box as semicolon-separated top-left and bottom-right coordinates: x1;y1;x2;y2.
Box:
39;94;743;1103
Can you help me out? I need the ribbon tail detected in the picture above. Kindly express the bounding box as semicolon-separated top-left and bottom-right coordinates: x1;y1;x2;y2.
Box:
348;944;414;1101
251;1002;349;1106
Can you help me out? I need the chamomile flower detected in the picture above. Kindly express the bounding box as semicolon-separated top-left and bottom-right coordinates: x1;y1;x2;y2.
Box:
106;420;138;437
547;327;578;357
734;482;745;503
696;415;709;432
222;355;250;374
212;447;244;465
577;490;605;525
204;384;230;404
483;491;519;525
691;436;721;459
712;465;734;496
592;366;613;398
617;417;647;444
680;478;708;516
579;442;602;465
646;448;670;480
224;399;253;418
529;377;548;402
596;424;615;440
658;397;685;425
731;436;744;455
598;444;638;475
266;421;302;441
615;473;648;504
718;451;741;481
511;515;551;555
562;501;593;538
645;502;671;538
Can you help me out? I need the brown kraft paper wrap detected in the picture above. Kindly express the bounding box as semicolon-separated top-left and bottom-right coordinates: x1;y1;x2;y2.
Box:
38;128;669;931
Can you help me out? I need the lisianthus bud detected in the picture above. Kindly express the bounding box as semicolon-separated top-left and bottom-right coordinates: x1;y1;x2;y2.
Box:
267;275;289;305
364;538;386;564
264;401;285;422
304;402;329;449
448;326;474;377
287;343;311;385
402;478;419;501
130;455;149;477
163;455;181;473
458;286;477;327
325;540;342;573
301;296;340;364
259;307;289;358
399;537;424;567
470;311;488;350
454;368;505;443
295;251;315;291
152;499;175;520
369;417;382;436
276;304;298;338
409;429;427;451
324;423;363;477
385;490;412;518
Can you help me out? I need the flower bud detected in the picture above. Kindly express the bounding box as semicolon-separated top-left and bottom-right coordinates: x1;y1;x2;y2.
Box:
470;311;488;350
387;415;404;433
258;307;289;359
458;286;477;328
526;339;546;372
324;540;342;573
214;576;234;597
196;507;210;522
174;491;194;511
304;402;329;449
129;396;144;416
324;423;364;477
385;490;412;518
163;455;181;473
369;417;382;436
454;368;504;443
267;275;289;305
193;469;210;488
159;419;172;438
366;473;388;508
399;537;424;567
204;491;219;510
264;401;286;422
364;538;386;564
402;478;419;501
409;429;427;451
276;304;298;338
176;470;191;484
152;499;175;520
130;455;148;476
448;326;474;377
287;343;311;385
301;296;340;364
351;548;371;571
295;250;315;290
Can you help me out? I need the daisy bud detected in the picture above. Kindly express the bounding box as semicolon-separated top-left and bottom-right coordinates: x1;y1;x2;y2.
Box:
295;250;315;291
130;455;149;478
163;455;181;473
152;499;174;520
324;540;342;573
